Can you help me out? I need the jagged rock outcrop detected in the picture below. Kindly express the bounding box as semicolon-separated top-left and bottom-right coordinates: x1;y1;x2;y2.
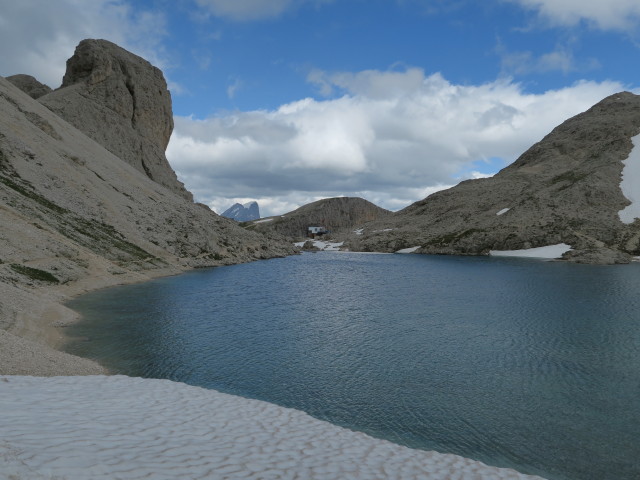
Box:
0;44;295;375
6;74;52;99
247;197;391;239
38;39;192;200
344;92;640;264
222;201;260;221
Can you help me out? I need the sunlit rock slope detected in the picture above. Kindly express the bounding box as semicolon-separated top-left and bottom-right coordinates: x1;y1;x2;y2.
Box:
0;40;294;375
344;92;640;264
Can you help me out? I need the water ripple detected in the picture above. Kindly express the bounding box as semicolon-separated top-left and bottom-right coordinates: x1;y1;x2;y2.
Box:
65;253;640;480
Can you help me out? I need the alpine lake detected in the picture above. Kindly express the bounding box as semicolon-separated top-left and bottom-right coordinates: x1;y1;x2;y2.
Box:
64;252;640;480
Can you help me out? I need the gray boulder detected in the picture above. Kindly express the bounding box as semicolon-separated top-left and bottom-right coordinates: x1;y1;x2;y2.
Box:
39;39;192;200
6;74;52;99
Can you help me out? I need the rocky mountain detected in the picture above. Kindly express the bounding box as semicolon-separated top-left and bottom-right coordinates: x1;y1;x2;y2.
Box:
222;201;260;222
6;74;52;99
0;39;294;375
343;92;640;264
246;197;391;239
38;39;192;200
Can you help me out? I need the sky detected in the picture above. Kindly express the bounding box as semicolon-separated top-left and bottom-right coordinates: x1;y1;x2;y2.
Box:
1;0;640;217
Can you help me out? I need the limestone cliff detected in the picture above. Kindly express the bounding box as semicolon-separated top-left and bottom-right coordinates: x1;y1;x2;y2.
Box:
246;197;391;239
0;41;294;375
39;39;191;200
344;92;640;264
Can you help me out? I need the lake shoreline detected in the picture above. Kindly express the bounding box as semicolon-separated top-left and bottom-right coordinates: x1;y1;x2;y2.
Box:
0;262;194;376
0;243;627;377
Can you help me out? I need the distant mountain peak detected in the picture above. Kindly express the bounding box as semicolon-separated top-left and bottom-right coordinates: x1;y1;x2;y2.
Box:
222;201;260;222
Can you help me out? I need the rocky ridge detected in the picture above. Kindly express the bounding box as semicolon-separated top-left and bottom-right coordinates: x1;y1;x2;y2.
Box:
343;92;640;264
6;74;52;99
246;196;391;239
0;41;294;376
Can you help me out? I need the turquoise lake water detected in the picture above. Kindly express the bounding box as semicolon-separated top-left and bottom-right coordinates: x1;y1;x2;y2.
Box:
65;252;640;480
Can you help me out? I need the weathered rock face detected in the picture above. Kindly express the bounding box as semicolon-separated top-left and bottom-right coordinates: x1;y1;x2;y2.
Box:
6;74;52;99
247;197;391;239
0;71;294;375
39;39;191;200
0;75;294;281
344;92;640;264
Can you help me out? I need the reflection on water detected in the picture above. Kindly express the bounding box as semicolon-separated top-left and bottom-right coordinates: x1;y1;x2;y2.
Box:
65;253;640;480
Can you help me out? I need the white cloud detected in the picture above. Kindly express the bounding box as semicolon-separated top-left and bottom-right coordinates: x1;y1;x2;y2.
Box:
0;0;168;88
496;40;601;76
227;78;243;99
510;0;640;31
194;0;334;21
308;67;426;98
194;0;293;21
167;67;626;217
500;46;576;75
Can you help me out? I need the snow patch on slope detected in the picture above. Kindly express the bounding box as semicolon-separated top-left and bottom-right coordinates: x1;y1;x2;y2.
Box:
618;134;640;224
489;243;572;259
396;246;421;254
294;240;344;251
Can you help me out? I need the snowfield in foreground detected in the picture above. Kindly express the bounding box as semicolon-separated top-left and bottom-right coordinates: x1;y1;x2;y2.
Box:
0;376;546;480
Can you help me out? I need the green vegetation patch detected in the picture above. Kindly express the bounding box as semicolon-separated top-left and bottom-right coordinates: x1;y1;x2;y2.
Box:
0;147;7;171
0;174;68;214
58;217;156;262
10;264;59;283
0;151;164;268
0;171;158;264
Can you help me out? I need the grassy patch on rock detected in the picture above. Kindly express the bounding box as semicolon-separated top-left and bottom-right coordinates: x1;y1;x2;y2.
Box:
0;162;160;265
0;174;68;214
10;264;59;283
